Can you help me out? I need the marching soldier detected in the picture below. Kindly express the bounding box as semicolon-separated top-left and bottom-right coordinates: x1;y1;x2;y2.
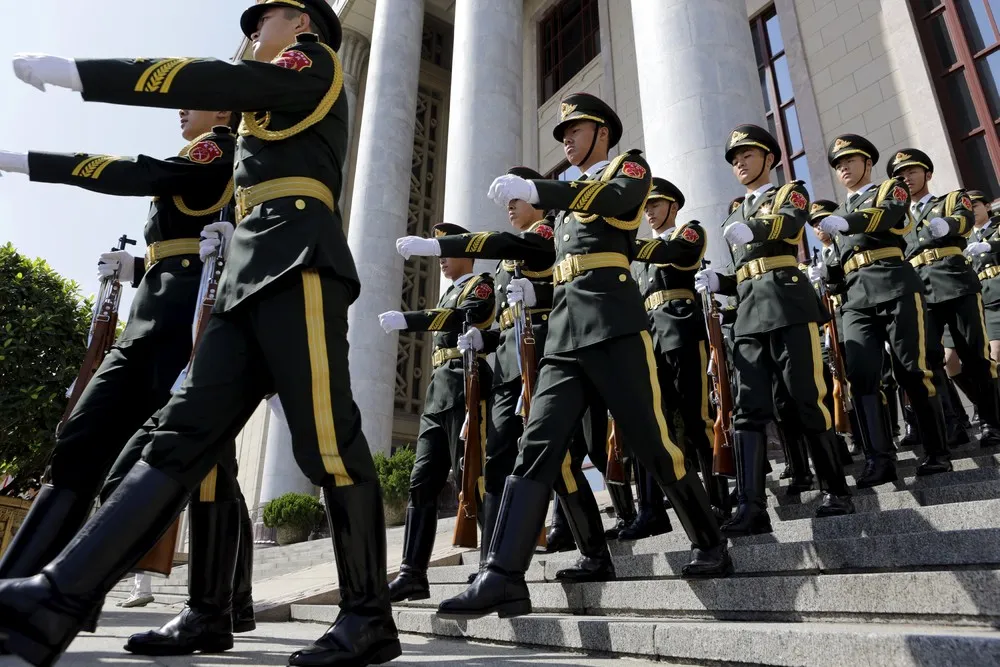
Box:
437;92;732;621
888;149;1000;448
0;3;402;666
0;106;256;654
396;170;632;583
625;176;731;536
965;190;1000;364
815;133;952;490
378;225;496;601
695;124;853;538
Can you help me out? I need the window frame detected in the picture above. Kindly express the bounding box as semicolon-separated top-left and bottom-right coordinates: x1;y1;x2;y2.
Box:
537;0;602;103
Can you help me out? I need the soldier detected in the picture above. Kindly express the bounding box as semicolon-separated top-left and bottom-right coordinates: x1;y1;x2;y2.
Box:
0;3;402;666
888;150;1000;448
436;92;732;622
396;171;632;583
965;190;1000;364
377;224;496;601
695;124;853;538
625;176;731;537
815;134;952;490
0;105;257;655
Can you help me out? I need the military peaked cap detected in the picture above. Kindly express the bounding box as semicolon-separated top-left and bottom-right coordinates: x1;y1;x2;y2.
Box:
507;166;544;180
808;199;838;223
828;134;878;168
552;93;623;147
434;222;470;238
725;124;782;164
647;177;685;209
241;0;342;50
887;148;934;178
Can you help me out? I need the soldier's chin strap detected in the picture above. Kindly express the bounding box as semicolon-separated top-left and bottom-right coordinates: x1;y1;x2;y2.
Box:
577;122;604;170
750;152;771;188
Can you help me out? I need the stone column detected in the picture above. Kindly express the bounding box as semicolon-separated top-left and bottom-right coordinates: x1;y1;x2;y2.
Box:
631;0;767;270
338;28;370;223
346;0;426;456
257;402;315;505
442;0;523;280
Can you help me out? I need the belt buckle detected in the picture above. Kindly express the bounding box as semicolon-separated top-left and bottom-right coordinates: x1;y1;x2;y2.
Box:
748;258;765;279
235;188;249;222
145;245;155;266
557;256;576;283
858;251;873;269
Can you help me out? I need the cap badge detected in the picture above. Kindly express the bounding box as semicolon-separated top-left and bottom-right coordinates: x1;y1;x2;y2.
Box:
730;130;749;147
560;102;577;121
833;138;852;152
895;151;911;163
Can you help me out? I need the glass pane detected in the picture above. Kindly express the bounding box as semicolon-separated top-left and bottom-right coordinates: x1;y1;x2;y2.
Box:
767;114;778;142
773;56;794;103
792;154;813;200
760;68;773;112
915;0;943;12
751;21;765;67
784;104;804;153
978;50;1000;120
991;0;1000;26
928;13;959;70
559;0;582;22
957;0;996;53
766;14;784;55
944;69;982;134
774;164;786;185
960;133;1000;200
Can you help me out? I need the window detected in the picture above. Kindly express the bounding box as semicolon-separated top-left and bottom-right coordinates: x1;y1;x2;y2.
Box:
538;0;601;102
547;160;583;181
913;0;1000;198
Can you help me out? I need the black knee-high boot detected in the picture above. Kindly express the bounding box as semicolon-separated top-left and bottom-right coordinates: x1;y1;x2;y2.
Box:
231;497;255;633
554;470;615;582
387;504;436;602
720;430;771;536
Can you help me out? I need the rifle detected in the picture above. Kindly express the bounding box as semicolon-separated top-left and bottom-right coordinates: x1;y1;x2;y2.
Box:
605;416;628;484
701;260;736;478
511;267;538;422
58;234;137;434
812;249;852;435
453;311;482;549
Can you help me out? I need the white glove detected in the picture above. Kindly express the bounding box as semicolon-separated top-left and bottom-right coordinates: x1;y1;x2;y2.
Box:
723;221;753;245
396;236;441;260
378;310;406;333
97;250;135;282
506;277;537;307
12;53;83;92
487;174;539;207
0;151;29;176
928;217;949;238
695;269;720;294
807;264;823;283
199;220;235;261
457;328;484;352
965;241;991;256
819;215;849;235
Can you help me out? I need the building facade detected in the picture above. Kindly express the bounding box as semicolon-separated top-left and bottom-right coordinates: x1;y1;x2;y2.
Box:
236;0;1000;523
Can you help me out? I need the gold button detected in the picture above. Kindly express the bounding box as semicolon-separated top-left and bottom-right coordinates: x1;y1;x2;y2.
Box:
792;275;799;282
746;244;752;249
686;299;692;304
854;246;860;251
181;259;191;268
563;234;570;241
541;314;548;321
295;199;306;210
566;254;572;259
619;274;627;282
649;277;654;282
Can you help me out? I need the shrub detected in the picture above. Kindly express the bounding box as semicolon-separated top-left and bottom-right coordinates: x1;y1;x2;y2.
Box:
262;492;325;530
373;446;416;505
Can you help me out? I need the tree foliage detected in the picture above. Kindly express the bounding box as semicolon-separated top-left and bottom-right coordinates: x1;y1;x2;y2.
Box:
0;243;93;496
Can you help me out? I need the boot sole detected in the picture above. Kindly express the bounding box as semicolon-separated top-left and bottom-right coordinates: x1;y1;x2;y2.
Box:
682;558;736;579
233;620;257;633
1;627;63;667
436;599;531;620
390;591;430;603
125;634;234;656
288;638;403;667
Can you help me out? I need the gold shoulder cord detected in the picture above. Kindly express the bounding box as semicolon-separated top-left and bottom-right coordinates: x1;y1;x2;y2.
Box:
663;222;708;270
172;131;235;216
576;152;651;230
239;43;344;141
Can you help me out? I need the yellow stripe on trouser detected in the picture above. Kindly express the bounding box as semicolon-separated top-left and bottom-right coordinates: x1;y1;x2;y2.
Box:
698;342;714;446
913;293;937;397
302;269;354;487
559;452;578;494
640;330;687;480
976;294;999;379
477;399;487;498
198;466;218;502
808;322;833;431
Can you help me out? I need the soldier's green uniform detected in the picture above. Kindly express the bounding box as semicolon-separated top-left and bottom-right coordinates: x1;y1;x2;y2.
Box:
709;124;852;536
822;134;951;490
0;125;256;651
0;4;402;667
387;222;496;602
627;177;730;531
889;149;1000;447
968;190;1000;341
437;93;731;622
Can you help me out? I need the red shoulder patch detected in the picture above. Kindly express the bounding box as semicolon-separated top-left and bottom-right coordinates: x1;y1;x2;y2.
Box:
273;49;313;72
892;185;908;202
621;161;646;179
789;191;807;210
962;195;973;209
187;140;223;164
474;282;493;299
680;226;700;243
531;223;554;240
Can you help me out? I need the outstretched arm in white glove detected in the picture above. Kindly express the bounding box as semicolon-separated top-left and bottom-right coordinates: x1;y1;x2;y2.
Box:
965;241;991;256
12;54;83;92
927;217;950;239
506;277;537;307
0;151;29;176
97;250;136;283
396;236;441;260
199;221;234;261
723;222;753;245
378;311;407;333
818;215;849;236
487;174;540;207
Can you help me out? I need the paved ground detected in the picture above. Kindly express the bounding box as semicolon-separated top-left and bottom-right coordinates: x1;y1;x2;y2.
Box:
0;605;666;666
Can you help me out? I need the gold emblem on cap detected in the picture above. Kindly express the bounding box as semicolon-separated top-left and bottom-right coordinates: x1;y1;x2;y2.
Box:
434;228;446;238
730;130;749;146
833;138;852;152
895;151;911;163
560;102;578;121
810;203;822;214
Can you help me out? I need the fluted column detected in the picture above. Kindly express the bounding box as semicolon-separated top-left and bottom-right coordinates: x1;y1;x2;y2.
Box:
631;0;766;269
346;0;426;456
337;28;370;218
441;0;523;280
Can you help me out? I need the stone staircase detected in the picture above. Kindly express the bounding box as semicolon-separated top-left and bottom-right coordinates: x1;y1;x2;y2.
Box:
291;433;1000;666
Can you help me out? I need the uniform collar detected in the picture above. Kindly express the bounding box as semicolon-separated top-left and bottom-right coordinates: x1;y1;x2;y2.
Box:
583;159;611;179
916;192;934;207
847;182;877;198
658;227;673;240
453;273;475;288
748;182;775;201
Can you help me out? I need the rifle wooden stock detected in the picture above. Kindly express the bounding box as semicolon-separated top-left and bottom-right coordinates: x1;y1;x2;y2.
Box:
517;304;538;422
704;295;736;478
453;318;482;549
822;293;852;435
134;518;180;575
605;417;628;484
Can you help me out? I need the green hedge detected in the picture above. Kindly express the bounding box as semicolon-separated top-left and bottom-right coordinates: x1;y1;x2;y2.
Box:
373;446;415;505
262;492;325;530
